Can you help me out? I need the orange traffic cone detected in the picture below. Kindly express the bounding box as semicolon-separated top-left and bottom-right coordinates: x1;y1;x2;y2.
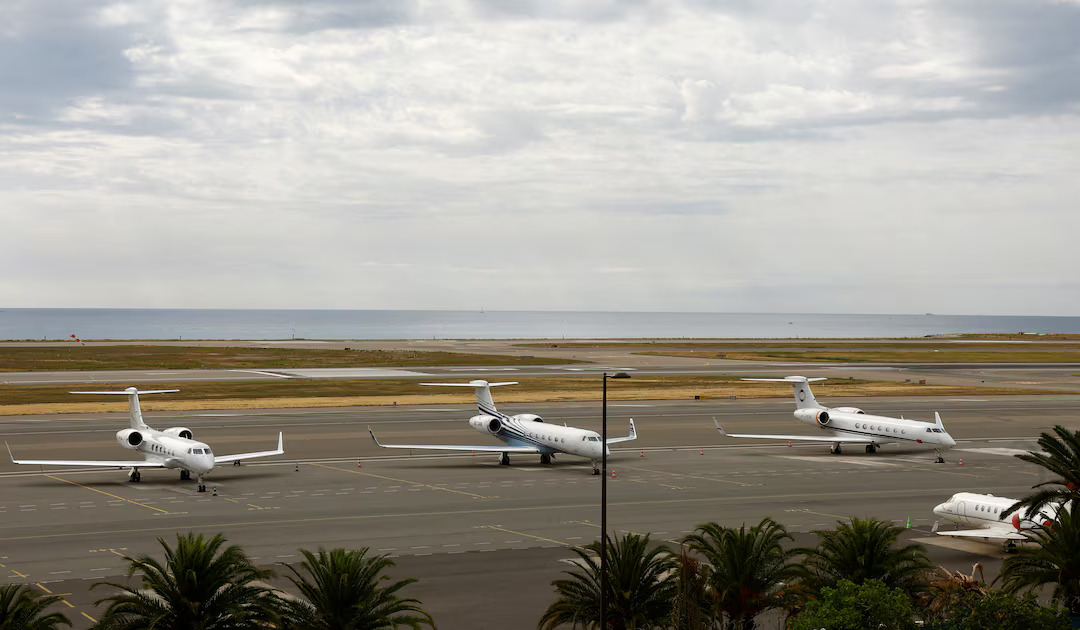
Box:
699;448;705;455
357;460;362;468
788;441;792;448
611;470;617;479
640;450;645;457
959;458;963;466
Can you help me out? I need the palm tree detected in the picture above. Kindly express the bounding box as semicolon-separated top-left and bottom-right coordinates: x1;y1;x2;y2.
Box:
538;532;677;630
278;547;434;630
795;517;932;599
999;505;1080;616
670;549;710;630
92;532;283;629
681;517;799;629
1003;425;1080;520
0;584;70;630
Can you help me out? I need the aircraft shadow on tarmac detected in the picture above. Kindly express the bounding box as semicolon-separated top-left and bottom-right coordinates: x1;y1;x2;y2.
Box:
20;469;287;488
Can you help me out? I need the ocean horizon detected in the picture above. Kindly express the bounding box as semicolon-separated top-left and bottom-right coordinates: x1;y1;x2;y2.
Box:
1;308;1079;341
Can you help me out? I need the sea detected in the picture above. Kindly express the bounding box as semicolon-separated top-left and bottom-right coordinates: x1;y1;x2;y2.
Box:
1;309;1078;341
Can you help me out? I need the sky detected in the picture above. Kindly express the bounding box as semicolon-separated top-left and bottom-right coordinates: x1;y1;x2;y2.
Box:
1;0;1078;315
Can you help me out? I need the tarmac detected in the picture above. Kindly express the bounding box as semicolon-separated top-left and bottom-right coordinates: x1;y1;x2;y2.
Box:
0;394;1076;628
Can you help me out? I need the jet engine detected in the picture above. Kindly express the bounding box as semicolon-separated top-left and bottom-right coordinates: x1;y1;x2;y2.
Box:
469;415;502;435
833;407;865;414
163;427;193;439
116;428;144;449
513;414;544;423
794;408;830;425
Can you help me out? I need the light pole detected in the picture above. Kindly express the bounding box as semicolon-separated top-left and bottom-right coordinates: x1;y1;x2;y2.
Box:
600;371;630;630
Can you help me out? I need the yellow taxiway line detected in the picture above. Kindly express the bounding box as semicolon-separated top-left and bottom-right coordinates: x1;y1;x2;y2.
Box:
45;474;170;515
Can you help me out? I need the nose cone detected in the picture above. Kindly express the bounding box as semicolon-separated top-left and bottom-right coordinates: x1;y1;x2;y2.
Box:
933;502;948;518
192;456;214;474
942;433;956;447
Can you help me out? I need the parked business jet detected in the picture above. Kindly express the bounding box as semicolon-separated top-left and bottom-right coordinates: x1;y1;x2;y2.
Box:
713;376;956;462
7;388;283;492
932;492;1058;549
368;380;636;474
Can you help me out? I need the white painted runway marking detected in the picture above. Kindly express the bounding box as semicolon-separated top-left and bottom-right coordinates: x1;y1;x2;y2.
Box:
774;455;900;467
231;370;292;379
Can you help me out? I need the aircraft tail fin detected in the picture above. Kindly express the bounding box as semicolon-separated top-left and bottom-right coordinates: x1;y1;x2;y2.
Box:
741;376;826;409
420;380;517;417
69;387;179;429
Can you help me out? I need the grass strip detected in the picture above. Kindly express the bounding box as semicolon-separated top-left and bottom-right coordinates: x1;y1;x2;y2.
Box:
638;351;1080;363
0;345;573;372
0;377;1063;416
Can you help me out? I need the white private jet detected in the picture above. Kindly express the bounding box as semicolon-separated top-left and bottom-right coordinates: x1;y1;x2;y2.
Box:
932;492;1058;550
368;380;636;474
7;388;284;492
713;376;956;462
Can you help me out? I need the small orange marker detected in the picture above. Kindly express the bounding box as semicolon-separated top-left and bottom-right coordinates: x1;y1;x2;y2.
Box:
959;458;963;466
611;470;616;479
640;450;645;457
699;448;705;455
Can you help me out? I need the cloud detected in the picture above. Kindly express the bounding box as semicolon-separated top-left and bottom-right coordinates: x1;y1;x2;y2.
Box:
0;0;1077;315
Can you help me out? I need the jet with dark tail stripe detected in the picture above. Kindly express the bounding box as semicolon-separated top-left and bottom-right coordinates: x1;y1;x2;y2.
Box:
369;380;636;474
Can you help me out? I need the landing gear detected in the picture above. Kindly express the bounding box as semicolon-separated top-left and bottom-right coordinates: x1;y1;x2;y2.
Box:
1004;540;1018;554
865;444;877;454
540;454;552;465
934;450;946;463
591;460;600;475
499;453;511;466
180;470;191;481
830;443;843;455
233;460;241;467
129;468;142;483
196;475;207;493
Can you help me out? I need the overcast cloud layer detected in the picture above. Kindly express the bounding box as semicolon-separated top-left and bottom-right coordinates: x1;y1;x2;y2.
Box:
2;0;1078;315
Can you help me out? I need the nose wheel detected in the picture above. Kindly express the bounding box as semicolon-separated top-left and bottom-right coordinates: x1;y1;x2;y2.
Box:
934;451;946;464
591;460;600;475
196;475;207;493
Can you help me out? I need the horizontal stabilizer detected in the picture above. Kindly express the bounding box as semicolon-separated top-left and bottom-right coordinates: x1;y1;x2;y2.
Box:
69;389;180;395
741;376;827;383
419;381;518;387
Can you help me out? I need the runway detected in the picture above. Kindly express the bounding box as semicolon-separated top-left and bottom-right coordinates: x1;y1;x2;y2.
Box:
1;396;1077;628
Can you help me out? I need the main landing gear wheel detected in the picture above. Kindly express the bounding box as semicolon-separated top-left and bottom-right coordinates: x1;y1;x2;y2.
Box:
865;444;877;454
129;469;142;483
499;453;511;466
830;443;843;455
540;454;552;465
180;470;191;481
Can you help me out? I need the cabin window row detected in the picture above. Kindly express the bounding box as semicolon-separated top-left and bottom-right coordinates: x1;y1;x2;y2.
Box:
858;423;905;435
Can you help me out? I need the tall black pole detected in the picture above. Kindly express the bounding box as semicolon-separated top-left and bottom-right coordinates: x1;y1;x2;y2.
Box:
600;373;608;630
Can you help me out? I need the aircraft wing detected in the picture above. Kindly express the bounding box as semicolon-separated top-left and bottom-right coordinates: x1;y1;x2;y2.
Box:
713;420;875;443
7;443;165;468
935;528;1026;541
213;433;284;464
606;419;637;444
368;429;538;453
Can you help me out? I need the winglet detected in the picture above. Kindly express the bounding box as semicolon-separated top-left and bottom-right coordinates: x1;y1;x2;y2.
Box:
277;432;284;453
368;427;382;447
713;418;727;436
5;441;14;463
629;418;636;439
